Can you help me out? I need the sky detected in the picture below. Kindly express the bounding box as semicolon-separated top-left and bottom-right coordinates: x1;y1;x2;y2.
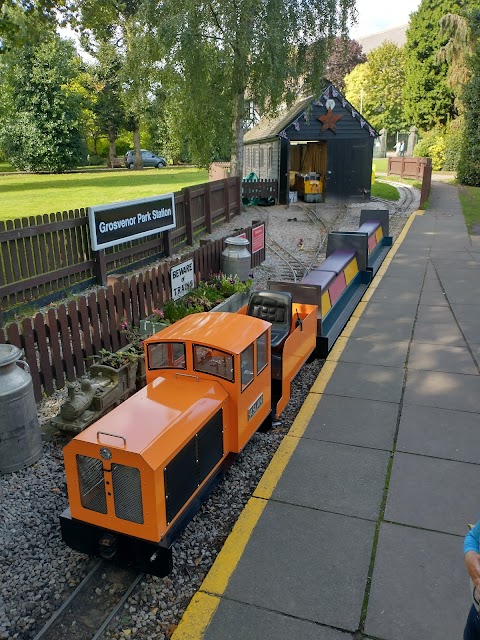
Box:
349;0;421;38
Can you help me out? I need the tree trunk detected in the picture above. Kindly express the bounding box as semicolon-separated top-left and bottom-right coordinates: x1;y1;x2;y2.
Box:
133;123;143;169
107;126;117;169
230;90;245;178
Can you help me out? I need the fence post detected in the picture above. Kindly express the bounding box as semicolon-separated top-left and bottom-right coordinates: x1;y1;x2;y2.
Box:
93;249;107;286
163;230;173;257
420;158;432;209
236;176;242;215
224;178;231;222
204;183;213;233
184;187;194;245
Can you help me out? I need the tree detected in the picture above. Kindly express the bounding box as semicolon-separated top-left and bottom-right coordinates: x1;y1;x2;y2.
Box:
325;37;366;91
90;42;127;167
151;0;356;175
344;42;407;133
0;29;86;171
403;0;464;129
457;8;480;185
70;0;157;169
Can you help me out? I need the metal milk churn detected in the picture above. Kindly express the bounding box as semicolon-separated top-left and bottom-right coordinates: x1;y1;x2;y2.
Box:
221;237;251;282
0;344;42;473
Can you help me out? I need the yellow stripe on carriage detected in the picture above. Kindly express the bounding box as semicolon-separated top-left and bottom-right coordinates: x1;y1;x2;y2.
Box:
375;227;384;242
343;257;359;285
321;291;331;316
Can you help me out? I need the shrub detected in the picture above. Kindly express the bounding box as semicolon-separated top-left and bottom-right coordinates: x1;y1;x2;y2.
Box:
444;118;464;171
413;128;447;170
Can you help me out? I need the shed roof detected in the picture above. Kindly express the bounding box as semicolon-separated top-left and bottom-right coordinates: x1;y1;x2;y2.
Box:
244;84;378;144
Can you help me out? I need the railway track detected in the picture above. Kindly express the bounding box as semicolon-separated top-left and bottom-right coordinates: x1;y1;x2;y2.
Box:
32;560;143;640
265;202;346;283
372;180;417;217
266;237;308;282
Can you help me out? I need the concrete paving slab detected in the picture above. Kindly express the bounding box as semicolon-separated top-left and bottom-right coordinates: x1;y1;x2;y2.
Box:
472;344;480;361
397;404;480;463
443;287;480;305
322;362;404;403
349;321;414;343
304;394;398;450
378;268;426;283
224;501;375;631
412;322;466;346
361;302;418;320
404;370;480;412
415;305;455;324
420;279;444;293
271;439;389;520
451;304;480;323
204;600;353;640
456;321;480;345
384;452;480;535
373;276;424;293
337;338;409;368
408;342;478;375
419;291;449;306
368;288;420;305
364;523;467;640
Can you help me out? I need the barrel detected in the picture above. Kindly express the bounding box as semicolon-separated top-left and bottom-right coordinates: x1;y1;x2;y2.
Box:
221;237;251;282
0;344;42;474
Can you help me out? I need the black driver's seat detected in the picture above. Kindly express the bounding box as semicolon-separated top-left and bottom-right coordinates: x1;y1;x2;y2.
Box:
247;291;292;350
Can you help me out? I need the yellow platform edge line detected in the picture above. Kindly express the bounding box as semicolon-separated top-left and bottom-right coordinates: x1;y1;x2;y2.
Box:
172;593;220;640
171;208;419;640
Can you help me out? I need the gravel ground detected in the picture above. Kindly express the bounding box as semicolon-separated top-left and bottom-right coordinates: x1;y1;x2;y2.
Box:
0;184;419;640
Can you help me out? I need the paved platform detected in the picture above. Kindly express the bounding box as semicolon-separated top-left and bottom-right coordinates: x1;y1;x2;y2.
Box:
172;182;480;640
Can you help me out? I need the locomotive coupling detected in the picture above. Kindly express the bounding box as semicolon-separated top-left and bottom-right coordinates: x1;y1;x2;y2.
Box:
98;533;117;559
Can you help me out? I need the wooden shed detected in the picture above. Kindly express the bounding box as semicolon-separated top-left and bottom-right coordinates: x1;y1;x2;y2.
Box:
243;84;378;205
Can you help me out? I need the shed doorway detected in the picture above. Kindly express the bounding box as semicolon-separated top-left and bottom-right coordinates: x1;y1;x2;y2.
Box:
289;142;328;202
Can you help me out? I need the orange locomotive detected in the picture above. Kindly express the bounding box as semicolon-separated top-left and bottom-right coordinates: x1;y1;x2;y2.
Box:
61;292;317;576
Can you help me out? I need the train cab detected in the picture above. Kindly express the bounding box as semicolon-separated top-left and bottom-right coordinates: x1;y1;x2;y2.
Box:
143;311;274;453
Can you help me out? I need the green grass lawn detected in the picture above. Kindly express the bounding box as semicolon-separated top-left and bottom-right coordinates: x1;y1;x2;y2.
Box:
0;167;209;221
371;180;400;201
372;158;388;174
458;184;480;234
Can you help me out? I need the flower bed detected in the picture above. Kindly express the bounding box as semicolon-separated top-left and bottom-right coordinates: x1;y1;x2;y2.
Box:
140;272;252;337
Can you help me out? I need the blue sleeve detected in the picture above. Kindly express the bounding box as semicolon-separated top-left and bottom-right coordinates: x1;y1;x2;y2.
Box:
464;521;480;555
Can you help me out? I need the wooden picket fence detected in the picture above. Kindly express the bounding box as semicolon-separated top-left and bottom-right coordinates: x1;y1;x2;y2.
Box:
0;223;266;401
0;176;249;312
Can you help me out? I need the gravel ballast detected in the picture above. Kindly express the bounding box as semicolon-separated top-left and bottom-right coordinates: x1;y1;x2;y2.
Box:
0;186;419;639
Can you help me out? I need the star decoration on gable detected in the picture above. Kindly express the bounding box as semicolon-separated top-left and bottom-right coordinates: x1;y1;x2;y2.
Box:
317;108;343;132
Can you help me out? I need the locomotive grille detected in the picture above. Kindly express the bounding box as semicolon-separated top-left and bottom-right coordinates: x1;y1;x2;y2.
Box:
111;463;144;524
76;455;107;514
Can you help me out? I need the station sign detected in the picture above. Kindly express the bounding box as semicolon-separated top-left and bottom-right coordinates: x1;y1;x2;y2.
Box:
252;224;265;254
170;258;195;301
88;194;176;250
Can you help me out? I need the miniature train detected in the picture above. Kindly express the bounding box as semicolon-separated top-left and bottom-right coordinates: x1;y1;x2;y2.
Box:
60;209;392;577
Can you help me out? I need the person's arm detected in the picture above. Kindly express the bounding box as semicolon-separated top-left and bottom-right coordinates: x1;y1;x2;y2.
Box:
465;522;480;589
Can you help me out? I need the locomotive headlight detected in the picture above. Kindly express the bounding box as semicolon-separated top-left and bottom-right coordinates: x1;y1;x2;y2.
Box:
100;447;112;461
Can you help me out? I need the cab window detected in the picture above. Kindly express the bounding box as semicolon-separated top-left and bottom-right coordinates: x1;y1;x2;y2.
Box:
147;342;186;369
256;332;268;374
193;345;234;381
241;344;254;390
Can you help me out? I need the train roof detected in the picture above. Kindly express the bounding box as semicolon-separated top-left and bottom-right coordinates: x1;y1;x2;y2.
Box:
144;311;271;354
72;375;228;456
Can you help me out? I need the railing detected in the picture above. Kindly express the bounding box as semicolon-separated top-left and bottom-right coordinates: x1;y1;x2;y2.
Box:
387;156;432;209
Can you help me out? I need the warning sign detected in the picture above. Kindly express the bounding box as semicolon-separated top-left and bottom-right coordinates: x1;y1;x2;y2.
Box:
170;258;195;301
252;224;265;254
